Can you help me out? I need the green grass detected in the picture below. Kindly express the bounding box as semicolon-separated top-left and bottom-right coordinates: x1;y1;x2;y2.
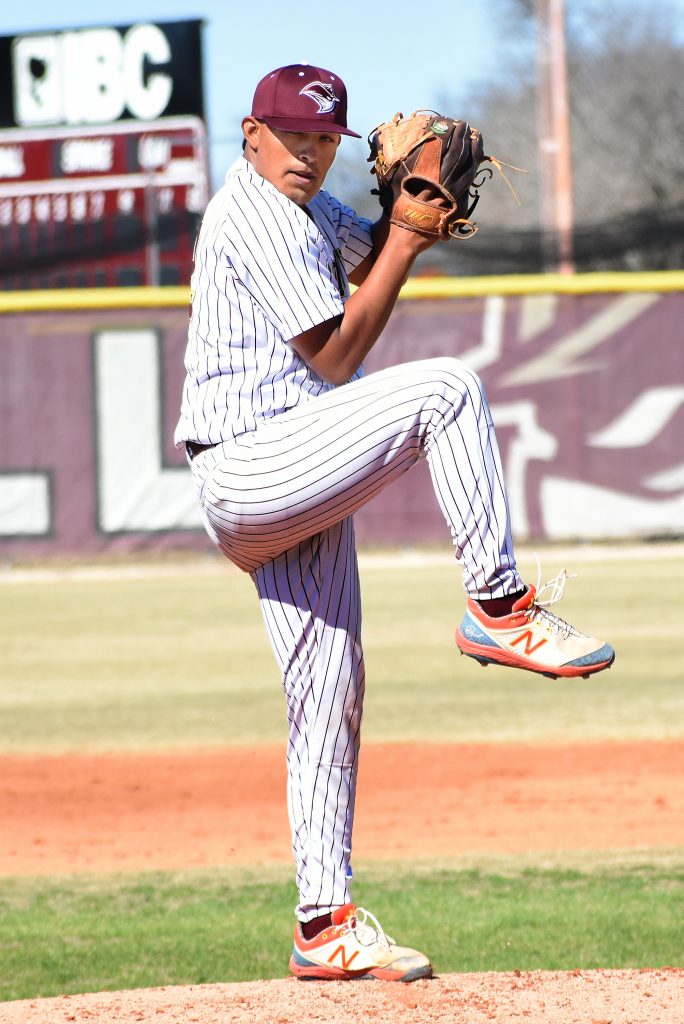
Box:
1;859;682;1001
0;547;682;1002
1;546;683;751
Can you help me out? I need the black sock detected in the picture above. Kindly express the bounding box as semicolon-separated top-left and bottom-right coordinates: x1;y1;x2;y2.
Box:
477;589;526;617
301;913;333;940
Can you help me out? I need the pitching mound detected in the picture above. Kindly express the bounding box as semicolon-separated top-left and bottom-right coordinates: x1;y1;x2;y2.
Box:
2;740;682;1022
3;969;683;1024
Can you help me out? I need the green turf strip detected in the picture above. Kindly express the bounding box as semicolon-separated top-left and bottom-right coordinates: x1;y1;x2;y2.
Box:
1;549;683;752
1;861;682;1001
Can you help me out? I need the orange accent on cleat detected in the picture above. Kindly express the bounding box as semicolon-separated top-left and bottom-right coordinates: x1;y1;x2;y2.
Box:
290;903;432;982
456;573;615;680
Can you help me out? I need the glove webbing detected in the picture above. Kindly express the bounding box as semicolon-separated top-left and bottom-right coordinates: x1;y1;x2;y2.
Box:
394;130;479;237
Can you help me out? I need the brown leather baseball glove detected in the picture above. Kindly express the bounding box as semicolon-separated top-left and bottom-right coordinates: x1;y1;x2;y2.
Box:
368;110;493;240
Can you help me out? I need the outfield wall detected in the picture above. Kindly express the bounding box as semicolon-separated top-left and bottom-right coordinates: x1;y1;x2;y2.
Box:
1;272;683;559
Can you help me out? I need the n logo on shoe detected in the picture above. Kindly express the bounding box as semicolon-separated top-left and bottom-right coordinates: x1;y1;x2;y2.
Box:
510;630;547;656
327;945;360;970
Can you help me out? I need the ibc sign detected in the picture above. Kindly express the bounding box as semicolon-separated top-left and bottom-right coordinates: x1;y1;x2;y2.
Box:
1;20;204;129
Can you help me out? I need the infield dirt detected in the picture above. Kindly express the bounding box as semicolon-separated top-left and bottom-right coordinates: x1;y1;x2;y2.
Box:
2;740;683;874
2;739;683;1023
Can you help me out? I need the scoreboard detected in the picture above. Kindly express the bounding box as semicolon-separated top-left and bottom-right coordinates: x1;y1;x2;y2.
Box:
0;117;209;289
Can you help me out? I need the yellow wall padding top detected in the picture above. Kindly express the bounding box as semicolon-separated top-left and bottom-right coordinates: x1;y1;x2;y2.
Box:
1;271;683;313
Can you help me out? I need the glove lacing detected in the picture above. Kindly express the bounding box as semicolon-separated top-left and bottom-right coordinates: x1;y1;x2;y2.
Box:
478;157;527;207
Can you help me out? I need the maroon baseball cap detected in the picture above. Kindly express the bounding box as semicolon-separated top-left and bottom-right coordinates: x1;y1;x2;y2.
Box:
250;64;361;138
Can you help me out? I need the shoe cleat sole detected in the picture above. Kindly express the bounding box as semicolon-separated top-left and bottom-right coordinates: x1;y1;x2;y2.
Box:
289;954;432;983
456;641;614;680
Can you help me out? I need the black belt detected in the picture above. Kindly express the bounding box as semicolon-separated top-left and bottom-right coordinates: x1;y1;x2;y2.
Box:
186;440;218;460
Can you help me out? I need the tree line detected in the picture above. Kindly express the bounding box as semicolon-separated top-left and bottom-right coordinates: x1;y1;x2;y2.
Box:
330;0;684;275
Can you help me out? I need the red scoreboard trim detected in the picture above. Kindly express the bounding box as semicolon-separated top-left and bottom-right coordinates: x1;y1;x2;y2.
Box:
0;117;209;288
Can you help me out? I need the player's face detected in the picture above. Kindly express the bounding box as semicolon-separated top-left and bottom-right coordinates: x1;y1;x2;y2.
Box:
242;119;340;204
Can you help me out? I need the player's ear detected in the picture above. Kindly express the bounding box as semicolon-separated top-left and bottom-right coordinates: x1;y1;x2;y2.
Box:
242;117;260;153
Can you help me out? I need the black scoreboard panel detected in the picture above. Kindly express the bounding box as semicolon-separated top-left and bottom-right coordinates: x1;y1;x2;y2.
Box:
0;117;208;289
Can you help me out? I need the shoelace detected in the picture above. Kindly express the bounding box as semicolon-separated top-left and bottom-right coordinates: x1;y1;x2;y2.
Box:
343;906;392;949
525;560;585;640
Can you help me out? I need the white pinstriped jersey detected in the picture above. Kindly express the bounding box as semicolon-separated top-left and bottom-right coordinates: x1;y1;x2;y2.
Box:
176;158;524;924
174;157;374;446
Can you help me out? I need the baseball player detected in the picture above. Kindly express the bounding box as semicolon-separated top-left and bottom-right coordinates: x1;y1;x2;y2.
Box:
174;63;615;982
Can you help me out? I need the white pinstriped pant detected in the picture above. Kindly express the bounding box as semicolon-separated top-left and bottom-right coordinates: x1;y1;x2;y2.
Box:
188;357;522;919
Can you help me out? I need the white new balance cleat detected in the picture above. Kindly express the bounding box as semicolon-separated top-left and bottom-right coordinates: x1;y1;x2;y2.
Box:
456;569;615;680
289;903;433;982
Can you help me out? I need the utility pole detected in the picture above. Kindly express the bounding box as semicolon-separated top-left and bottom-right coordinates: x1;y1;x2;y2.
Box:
535;0;575;273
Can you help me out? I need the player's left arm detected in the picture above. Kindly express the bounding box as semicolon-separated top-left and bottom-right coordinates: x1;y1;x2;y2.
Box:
347;214;391;286
288;221;435;384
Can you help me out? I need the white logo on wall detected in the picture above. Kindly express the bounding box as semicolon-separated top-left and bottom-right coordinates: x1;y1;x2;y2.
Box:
12;24;173;126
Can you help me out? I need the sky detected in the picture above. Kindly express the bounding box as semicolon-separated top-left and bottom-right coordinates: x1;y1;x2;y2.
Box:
0;0;520;187
3;0;683;189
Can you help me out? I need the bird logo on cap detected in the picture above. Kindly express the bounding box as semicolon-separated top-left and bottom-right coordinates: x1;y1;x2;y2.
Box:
299;80;339;114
